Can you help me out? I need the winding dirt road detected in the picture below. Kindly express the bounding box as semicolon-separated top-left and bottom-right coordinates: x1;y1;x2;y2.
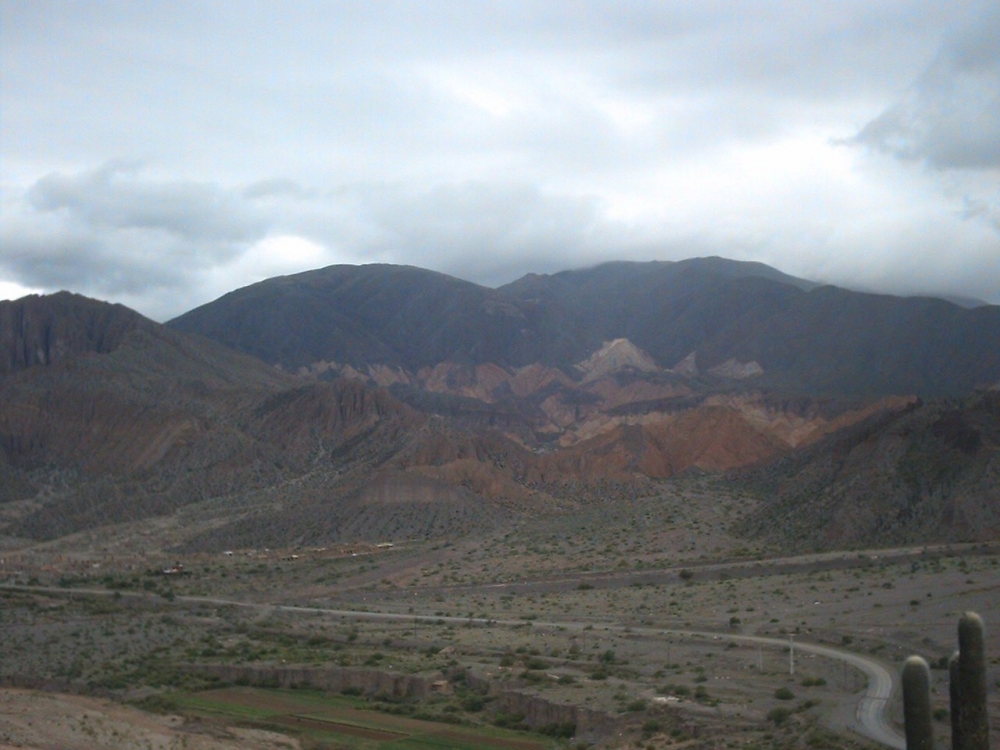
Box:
250;600;907;748
2;584;905;748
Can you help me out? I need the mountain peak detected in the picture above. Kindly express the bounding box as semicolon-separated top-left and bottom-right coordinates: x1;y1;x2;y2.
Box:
574;338;659;382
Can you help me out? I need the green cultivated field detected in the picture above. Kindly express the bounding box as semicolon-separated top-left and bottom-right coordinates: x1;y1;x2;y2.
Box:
160;686;554;750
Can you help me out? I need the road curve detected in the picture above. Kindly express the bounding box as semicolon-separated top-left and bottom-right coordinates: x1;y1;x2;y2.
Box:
672;632;904;749
211;599;907;748
1;584;905;748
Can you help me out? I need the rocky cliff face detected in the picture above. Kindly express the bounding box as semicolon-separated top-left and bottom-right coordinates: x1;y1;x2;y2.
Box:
0;292;156;375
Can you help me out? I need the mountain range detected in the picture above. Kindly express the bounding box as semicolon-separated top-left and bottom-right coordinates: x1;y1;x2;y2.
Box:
1;257;998;551
169;257;1000;397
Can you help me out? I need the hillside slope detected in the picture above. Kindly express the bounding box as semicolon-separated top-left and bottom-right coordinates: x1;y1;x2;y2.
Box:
734;391;1000;550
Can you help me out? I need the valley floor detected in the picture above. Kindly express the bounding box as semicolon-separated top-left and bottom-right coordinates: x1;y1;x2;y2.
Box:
1;476;998;749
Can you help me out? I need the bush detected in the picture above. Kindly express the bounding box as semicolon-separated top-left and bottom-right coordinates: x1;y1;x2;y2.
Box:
626;699;647;712
540;722;576;738
494;711;527;730
461;695;484;712
775;687;795;700
768;707;792;725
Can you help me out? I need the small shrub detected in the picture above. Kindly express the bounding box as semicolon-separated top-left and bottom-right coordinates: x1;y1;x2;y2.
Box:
642;719;662;737
540;722;576;738
462;695;485;712
774;687;795;700
519;670;545;684
494;711;527;730
768;707;792;725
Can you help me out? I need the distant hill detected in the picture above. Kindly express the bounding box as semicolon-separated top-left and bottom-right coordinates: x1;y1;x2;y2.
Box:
167;257;1000;398
734;391;1000;550
0;294;424;541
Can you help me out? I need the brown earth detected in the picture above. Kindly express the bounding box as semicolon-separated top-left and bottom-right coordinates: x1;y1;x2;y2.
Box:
0;688;301;750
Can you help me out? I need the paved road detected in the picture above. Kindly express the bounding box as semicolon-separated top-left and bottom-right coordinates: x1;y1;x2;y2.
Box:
3;584;906;748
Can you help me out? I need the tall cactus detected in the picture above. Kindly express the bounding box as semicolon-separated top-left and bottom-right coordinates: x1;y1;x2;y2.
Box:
900;611;990;750
949;651;962;750
954;612;988;750
902;655;935;750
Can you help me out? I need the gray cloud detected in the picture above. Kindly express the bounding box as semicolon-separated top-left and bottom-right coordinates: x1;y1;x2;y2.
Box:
28;161;266;243
349;182;618;285
243;179;314;201
852;3;1000;169
1;163;271;307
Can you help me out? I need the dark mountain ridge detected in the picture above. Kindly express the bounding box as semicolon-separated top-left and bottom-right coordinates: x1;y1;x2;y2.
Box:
167;257;1000;398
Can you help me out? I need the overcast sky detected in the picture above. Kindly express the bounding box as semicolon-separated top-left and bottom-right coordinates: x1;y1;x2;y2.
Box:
2;1;998;320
